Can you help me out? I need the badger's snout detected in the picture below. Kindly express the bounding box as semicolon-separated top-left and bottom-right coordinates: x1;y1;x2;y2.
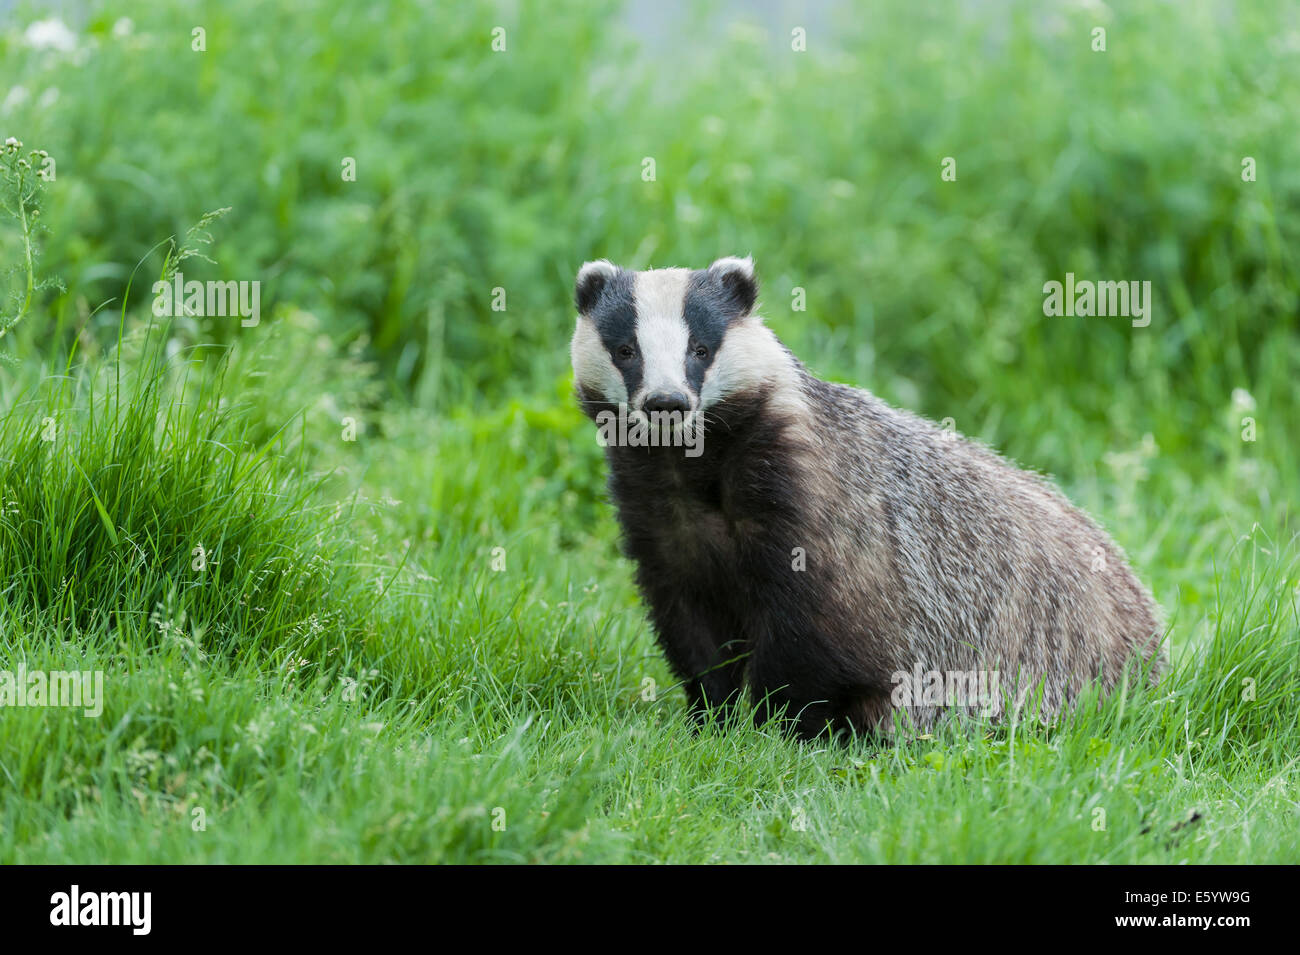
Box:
642;391;691;415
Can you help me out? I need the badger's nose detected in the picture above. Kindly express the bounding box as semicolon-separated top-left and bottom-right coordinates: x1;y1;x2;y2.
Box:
643;391;691;414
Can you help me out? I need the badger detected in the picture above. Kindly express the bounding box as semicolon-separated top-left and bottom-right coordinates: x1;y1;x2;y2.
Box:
571;256;1165;740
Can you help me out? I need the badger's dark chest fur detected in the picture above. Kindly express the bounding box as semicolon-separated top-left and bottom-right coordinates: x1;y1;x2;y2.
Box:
605;397;800;596
600;396;859;735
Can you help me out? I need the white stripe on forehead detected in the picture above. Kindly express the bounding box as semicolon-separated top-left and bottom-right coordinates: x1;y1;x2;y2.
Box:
633;269;692;397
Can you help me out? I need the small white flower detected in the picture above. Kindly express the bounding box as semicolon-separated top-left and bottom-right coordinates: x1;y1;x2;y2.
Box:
112;18;134;39
1231;387;1256;413
23;18;78;53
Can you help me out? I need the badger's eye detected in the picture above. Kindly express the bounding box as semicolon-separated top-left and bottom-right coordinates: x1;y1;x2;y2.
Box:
615;344;636;362
692;344;709;360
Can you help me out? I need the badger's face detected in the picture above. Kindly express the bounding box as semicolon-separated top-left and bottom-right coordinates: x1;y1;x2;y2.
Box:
570;256;760;429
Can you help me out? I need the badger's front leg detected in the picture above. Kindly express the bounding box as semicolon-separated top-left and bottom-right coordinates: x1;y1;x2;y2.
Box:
644;597;747;727
745;616;849;740
747;665;839;740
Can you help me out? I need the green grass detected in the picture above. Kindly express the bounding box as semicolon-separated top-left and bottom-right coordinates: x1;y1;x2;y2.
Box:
0;0;1297;863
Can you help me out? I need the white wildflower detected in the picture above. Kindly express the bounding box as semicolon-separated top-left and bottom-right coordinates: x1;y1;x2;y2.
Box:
24;19;78;53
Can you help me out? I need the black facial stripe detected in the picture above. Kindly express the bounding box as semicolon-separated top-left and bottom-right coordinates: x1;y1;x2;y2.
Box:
586;268;641;400
683;271;737;394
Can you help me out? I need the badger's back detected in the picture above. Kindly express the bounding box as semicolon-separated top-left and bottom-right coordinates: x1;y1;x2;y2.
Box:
796;371;1164;726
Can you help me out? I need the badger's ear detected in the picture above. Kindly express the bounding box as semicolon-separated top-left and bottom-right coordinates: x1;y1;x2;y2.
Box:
575;260;619;314
707;256;758;316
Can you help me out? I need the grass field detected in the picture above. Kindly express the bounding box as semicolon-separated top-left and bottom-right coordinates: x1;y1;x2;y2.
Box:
0;0;1297;863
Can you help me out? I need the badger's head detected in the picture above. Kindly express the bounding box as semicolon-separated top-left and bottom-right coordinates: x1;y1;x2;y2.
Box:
570;256;771;434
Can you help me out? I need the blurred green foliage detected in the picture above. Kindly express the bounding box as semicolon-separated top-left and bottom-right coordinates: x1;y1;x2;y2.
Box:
5;1;1296;445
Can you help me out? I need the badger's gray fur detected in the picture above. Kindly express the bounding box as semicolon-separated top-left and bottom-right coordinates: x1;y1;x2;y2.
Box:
571;256;1165;740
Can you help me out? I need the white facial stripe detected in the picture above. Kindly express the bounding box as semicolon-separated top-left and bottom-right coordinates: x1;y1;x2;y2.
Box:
571;315;628;404
632;269;693;403
699;318;795;409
